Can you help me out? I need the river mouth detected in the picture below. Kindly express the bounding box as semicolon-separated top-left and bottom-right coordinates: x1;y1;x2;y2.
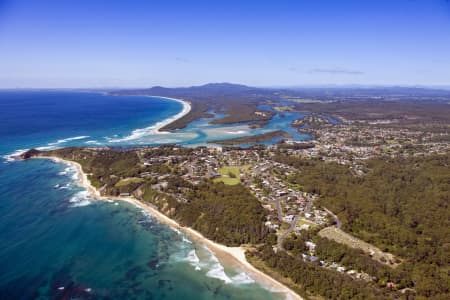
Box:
0;90;288;300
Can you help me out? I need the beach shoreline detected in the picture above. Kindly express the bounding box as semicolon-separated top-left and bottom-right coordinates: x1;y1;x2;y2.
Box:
106;96;192;143
147;96;191;134
43;156;302;300
4;96;192;161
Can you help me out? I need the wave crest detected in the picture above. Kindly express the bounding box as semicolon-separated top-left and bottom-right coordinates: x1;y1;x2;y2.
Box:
107;97;191;142
69;190;91;207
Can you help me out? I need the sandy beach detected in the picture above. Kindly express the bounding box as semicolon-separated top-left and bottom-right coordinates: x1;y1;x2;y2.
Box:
105;96;191;143
151;96;192;134
43;156;302;300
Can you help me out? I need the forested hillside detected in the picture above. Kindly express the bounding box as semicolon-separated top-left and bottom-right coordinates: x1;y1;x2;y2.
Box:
142;181;268;246
22;147;269;247
273;153;450;298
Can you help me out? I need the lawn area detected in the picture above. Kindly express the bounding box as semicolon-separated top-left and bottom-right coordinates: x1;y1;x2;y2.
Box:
115;177;144;187
297;218;317;228
214;166;246;185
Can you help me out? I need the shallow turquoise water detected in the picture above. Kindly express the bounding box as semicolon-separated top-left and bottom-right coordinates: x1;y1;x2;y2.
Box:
0;91;288;299
0;160;281;299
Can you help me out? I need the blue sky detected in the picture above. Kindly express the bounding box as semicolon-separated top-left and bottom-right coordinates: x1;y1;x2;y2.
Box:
1;0;450;88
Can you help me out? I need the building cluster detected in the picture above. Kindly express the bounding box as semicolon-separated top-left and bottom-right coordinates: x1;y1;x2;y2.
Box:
129;112;448;289
299;240;373;282
280;122;448;173
140;145;331;234
243;160;328;232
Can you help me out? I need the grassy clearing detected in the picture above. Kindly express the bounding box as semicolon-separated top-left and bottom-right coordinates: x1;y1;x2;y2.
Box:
319;227;401;267
214;165;251;185
214;166;241;185
297;218;317;228
115;177;144;187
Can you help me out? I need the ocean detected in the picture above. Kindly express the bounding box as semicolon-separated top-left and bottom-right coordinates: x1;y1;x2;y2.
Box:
0;91;299;299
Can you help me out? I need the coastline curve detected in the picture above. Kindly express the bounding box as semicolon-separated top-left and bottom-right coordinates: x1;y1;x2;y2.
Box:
37;155;303;300
107;96;191;143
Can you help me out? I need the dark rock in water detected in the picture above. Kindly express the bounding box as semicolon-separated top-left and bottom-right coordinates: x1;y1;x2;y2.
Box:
55;283;94;300
143;290;154;299
125;266;145;281
47;267;94;299
144;273;157;279
49;266;73;290
128;281;142;290
146;258;160;270
204;282;229;298
158;279;172;290
49;202;71;216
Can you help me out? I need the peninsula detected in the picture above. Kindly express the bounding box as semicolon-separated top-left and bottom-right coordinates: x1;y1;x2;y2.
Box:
20;134;449;299
18;86;450;299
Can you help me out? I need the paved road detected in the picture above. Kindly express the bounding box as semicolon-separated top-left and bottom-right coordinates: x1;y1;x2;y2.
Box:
277;214;301;250
323;207;341;228
305;197;313;213
275;198;283;222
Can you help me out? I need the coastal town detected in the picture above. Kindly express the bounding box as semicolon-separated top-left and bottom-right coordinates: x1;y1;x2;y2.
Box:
20;100;450;297
16;88;450;300
3;0;450;297
131;136;410;282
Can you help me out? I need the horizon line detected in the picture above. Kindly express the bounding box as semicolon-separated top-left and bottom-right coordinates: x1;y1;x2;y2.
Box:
1;83;450;91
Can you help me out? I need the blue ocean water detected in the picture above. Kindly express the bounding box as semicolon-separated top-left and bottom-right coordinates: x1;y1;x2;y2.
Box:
0;91;287;299
0;91;183;155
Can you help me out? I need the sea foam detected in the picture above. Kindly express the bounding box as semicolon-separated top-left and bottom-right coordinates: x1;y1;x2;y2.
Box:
38;135;90;150
49;135;90;145
202;246;233;284
106;97;190;143
69;190;91;207
3;136;90;163
85;140;100;145
200;246;255;285
231;272;255;284
58;165;77;178
186;249;202;271
2;149;28;163
206;262;233;284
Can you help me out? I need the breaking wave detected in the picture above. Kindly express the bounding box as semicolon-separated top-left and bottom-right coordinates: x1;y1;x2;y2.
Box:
3;136;90;162
2;149;28;163
186;249;202;271
203;247;233;284
106;97;190;143
69;190;91;207
47;135;90;146
231;272;255;284
58;165;78;181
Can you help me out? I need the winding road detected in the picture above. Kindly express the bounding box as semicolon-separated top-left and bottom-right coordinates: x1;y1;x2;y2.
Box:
277;213;301;250
323;207;341;228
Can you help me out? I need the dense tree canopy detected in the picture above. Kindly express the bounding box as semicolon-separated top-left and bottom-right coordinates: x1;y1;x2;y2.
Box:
273;153;450;299
142;181;268;246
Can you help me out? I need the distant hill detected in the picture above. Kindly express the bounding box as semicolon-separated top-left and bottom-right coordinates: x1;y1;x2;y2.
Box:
113;82;265;98
110;83;450;131
111;83;278;131
113;83;450;101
